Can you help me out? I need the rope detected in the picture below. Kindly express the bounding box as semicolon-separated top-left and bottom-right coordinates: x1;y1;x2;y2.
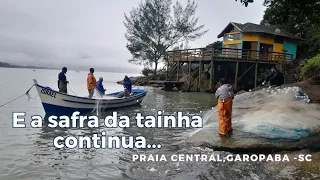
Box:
68;83;78;96
67;83;80;112
0;84;34;108
27;94;39;101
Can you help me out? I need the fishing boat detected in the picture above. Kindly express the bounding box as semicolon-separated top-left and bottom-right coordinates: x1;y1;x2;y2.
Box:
32;79;148;115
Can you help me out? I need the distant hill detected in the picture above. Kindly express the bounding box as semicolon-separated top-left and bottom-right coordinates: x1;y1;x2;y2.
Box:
0;62;54;70
0;61;140;73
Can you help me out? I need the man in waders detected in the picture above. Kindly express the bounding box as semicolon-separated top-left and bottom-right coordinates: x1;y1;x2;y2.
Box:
215;78;234;136
58;67;69;93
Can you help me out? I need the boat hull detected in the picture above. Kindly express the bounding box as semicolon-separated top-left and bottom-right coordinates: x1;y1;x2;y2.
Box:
34;84;147;116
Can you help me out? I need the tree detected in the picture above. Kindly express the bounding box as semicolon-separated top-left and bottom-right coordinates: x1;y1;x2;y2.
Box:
234;0;254;7
206;41;223;49
235;0;275;7
124;0;208;76
260;0;320;58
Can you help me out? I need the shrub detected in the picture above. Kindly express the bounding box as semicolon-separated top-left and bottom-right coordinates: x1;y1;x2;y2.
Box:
141;67;154;77
300;53;320;80
294;59;308;81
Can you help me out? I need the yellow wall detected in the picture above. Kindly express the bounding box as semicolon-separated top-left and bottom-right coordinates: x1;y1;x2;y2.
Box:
260;35;273;44
223;40;241;45
243;33;259;41
225;32;241;35
273;43;283;53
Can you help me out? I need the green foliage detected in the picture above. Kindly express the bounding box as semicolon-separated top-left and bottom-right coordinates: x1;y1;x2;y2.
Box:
206;41;222;49
260;0;320;59
124;0;208;75
141;67;154;77
234;0;255;7
294;59;308;81
300;53;320;80
234;0;277;7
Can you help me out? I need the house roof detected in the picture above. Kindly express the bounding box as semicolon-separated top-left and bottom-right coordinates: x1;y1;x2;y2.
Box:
217;22;303;41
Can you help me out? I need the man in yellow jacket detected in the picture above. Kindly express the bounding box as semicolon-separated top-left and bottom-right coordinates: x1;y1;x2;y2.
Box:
87;68;97;98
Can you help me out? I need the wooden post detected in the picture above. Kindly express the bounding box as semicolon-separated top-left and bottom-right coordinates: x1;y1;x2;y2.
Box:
209;60;214;90
210;47;215;90
177;62;179;81
254;63;258;88
198;61;202;92
234;61;239;90
188;60;191;89
165;53;168;80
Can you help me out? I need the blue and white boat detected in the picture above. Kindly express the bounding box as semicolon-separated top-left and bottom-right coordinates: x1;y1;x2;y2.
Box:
32;79;148;115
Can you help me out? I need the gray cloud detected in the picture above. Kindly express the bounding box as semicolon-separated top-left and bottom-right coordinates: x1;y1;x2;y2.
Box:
0;0;265;73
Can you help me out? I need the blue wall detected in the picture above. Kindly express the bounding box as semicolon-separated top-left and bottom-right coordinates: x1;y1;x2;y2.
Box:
283;40;297;59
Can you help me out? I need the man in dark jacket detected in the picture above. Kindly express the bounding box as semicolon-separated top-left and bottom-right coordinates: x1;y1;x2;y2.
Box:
262;67;284;87
123;75;132;97
58;67;69;93
96;77;106;96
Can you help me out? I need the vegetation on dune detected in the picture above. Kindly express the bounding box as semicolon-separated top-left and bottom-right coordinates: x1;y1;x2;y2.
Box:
299;54;320;80
205;41;223;49
123;0;208;76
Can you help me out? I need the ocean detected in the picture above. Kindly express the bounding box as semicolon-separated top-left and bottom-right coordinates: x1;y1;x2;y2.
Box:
0;67;218;180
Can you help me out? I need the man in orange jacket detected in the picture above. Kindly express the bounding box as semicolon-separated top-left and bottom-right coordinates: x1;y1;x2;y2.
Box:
87;68;97;98
215;78;234;136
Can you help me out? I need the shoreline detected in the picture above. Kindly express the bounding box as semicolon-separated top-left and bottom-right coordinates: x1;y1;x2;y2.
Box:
117;75;320;103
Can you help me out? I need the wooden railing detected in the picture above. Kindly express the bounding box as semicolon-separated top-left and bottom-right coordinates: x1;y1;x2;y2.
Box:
167;47;293;63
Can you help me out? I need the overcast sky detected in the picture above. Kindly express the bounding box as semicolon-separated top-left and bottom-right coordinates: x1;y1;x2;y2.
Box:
0;0;266;73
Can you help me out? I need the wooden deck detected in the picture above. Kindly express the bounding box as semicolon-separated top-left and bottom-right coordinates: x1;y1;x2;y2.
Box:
167;47;293;64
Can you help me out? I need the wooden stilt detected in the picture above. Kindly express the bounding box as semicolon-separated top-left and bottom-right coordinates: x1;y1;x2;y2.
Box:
254;63;258;88
176;62;179;81
209;60;214;90
198;61;202;92
188;60;191;89
234;61;239;90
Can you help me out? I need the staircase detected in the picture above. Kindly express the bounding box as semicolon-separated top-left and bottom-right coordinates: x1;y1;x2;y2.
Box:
283;60;300;85
166;62;184;81
285;68;296;84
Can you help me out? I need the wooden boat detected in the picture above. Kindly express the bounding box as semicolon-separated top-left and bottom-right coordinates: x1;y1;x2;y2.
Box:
32;79;147;115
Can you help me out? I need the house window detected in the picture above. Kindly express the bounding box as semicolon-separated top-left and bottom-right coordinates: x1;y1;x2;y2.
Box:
224;33;241;41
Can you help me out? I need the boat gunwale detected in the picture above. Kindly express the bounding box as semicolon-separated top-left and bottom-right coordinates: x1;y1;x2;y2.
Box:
35;84;148;101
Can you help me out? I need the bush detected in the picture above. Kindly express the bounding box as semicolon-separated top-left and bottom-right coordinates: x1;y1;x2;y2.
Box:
141;67;154;77
300;53;320;80
294;59;308;81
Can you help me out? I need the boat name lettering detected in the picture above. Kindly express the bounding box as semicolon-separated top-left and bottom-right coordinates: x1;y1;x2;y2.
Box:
41;88;57;98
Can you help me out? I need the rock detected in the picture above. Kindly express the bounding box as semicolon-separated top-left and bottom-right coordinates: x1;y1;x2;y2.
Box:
293;76;320;104
236;90;247;95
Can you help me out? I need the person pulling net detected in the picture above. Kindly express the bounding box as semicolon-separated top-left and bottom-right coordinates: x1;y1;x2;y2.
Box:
122;75;132;98
262;66;285;87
